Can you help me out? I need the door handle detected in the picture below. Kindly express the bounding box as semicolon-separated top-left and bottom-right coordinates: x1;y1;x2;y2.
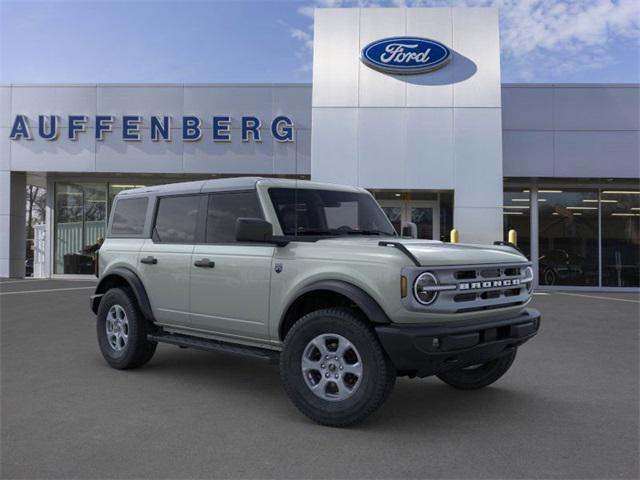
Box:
194;258;215;268
140;256;158;265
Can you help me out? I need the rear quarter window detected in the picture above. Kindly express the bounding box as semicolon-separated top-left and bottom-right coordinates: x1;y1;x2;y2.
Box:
110;197;148;236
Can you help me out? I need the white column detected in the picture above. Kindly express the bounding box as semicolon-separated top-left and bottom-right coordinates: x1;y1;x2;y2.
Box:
0;171;26;278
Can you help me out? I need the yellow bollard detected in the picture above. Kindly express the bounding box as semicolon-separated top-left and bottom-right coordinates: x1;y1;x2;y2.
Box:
508;229;517;246
450;228;459;244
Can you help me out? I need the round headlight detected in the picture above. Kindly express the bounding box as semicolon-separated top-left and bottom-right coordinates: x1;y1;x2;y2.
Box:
524;266;534;293
414;272;439;305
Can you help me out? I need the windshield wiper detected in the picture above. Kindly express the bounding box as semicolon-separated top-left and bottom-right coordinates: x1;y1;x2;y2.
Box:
292;228;394;237
293;228;340;236
343;229;393;236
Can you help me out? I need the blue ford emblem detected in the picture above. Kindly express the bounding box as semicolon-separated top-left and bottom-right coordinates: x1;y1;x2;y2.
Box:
361;36;451;75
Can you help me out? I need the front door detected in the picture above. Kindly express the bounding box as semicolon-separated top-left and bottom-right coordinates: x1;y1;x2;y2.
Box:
379;200;440;240
189;191;273;342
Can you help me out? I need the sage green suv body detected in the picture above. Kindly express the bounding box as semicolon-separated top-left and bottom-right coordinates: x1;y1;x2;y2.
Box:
91;177;540;427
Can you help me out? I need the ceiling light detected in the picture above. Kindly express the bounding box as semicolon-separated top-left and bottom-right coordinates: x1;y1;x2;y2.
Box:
566;206;597;210
504;211;523;215
503;206;530;209
611;213;640;217
537;198;547;202
539;190;563;193
511;198;529;202
602;191;640;195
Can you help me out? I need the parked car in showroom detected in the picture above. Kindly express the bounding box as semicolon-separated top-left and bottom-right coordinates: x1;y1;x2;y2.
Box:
90;178;540;427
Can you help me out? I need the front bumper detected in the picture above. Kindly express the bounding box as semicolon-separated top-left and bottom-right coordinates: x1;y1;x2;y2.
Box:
375;308;541;378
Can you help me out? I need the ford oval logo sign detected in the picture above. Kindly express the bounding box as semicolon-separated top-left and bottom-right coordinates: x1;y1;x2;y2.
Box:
361;37;451;75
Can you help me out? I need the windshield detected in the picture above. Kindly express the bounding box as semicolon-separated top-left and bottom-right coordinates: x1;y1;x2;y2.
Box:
268;188;397;237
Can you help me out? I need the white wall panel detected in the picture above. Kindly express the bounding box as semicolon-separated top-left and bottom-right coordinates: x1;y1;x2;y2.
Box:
554;131;640;178
502;131;554;177
452;8;501;108
405;8;454;107
311;108;358;185
183;134;274;174
96;131;183;173
453;108;503;208
11;86;97;127
357;109;405;188
0;128;10;171
0;87;11;128
273;87;312;129
312;8;360;107
183;86;273;128
10;129;96;172
454;206;503;245
553;87;640;131
502;87;553;131
296;129;312;175
404;108;454;189
358;8;406;107
97;86;184;129
273;136;296;175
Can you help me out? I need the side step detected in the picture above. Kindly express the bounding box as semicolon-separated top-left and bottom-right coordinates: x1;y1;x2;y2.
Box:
147;332;280;363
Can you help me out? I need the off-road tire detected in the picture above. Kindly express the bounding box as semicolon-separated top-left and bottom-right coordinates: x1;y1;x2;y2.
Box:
97;287;157;369
280;307;396;427
436;348;517;390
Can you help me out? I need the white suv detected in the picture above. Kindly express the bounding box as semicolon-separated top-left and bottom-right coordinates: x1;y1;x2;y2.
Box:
91;177;540;427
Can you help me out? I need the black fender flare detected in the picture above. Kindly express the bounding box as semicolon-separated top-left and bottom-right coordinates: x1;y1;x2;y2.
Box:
280;279;391;338
91;267;154;321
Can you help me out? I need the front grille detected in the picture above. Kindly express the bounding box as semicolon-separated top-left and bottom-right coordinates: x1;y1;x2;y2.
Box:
404;262;532;314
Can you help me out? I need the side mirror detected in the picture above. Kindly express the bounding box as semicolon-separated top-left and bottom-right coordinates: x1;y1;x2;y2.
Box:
236;218;274;243
401;222;417;239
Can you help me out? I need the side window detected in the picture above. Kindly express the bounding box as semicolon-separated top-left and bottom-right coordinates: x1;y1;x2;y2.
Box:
154;195;200;243
206;191;263;243
111;197;148;236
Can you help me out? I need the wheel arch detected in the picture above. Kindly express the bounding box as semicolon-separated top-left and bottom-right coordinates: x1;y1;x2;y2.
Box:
92;267;154;322
279;280;391;341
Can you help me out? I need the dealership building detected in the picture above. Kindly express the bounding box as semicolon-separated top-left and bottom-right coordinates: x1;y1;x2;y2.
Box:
1;7;638;289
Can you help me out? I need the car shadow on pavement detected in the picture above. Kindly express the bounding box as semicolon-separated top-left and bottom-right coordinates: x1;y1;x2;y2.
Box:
127;345;549;431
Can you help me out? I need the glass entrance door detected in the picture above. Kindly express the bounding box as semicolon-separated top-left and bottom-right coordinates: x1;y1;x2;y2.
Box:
379;200;440;240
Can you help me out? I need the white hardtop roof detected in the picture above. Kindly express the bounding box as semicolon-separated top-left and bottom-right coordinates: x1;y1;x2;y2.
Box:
116;177;365;198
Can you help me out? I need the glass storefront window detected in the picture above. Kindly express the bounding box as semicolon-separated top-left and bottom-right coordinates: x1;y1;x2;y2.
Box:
601;190;640;287
54;183;106;274
538;189;599;286
439;192;453;242
503;189;531;258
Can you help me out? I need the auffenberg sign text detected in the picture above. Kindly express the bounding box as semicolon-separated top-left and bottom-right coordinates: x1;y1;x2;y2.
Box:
8;115;295;142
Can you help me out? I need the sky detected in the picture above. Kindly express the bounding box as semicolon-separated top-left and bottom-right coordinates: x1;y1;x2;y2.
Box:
1;0;639;84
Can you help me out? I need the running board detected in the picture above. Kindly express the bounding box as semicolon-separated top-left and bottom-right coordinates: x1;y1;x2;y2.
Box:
147;332;279;363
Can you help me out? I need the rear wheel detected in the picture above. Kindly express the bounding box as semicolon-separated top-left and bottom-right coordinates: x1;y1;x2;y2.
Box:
436;349;517;390
280;308;396;427
97;287;157;369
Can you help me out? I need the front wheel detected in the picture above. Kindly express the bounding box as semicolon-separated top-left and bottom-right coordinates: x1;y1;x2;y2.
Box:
280;308;396;427
436;349;517;390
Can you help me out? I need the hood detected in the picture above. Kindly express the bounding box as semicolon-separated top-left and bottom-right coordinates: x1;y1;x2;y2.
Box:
315;237;527;266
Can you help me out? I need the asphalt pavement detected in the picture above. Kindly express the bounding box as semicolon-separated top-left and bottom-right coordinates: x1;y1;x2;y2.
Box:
1;279;638;479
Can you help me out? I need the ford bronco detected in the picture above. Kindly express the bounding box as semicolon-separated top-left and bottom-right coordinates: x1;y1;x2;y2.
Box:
91;177;540;427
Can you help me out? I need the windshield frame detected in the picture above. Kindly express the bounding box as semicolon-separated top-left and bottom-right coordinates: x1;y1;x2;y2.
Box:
267;187;397;238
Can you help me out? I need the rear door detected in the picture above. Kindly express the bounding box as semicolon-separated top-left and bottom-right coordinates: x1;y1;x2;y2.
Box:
138;194;202;328
189;190;274;342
